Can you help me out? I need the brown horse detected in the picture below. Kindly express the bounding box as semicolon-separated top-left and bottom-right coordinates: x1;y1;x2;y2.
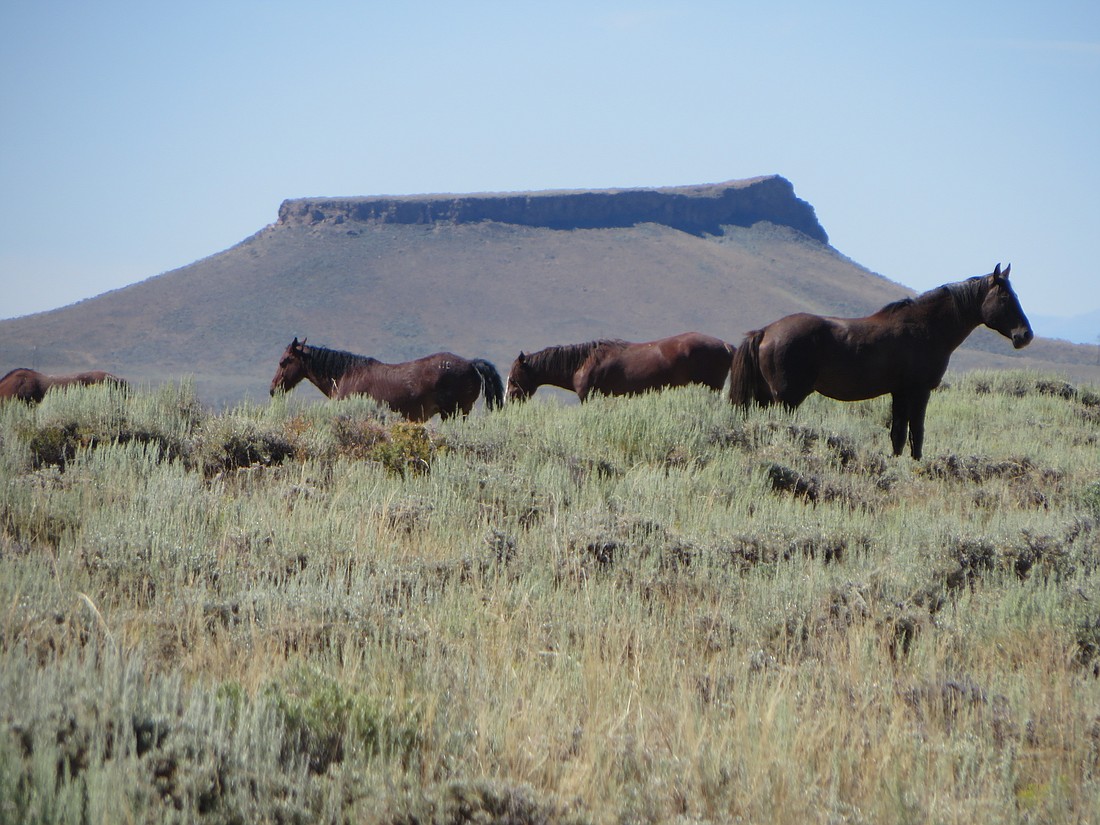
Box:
728;264;1033;458
506;332;734;402
269;338;504;422
0;368;128;403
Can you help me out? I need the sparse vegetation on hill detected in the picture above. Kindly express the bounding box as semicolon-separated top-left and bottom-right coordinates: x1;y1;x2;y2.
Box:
2;373;1098;822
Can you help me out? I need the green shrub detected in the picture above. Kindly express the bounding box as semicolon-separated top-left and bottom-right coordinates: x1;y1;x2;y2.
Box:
263;668;424;775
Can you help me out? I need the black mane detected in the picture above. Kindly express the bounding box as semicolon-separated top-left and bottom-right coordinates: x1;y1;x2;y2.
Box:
877;276;986;318
302;344;378;381
526;340;627;375
878;297;915;314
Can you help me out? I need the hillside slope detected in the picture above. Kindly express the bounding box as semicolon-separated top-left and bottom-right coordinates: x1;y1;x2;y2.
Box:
1;176;1095;404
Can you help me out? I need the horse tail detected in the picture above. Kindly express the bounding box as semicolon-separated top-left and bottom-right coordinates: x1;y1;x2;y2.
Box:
728;330;768;408
471;359;505;410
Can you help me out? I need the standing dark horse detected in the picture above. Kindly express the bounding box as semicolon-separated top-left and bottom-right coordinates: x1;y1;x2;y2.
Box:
0;368;128;403
269;338;504;422
507;332;734;402
728;264;1033;458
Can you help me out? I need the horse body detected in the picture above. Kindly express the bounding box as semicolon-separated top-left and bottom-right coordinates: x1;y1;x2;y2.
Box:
574;332;734;401
269;339;503;422
0;368;127;403
507;332;733;402
729;264;1032;458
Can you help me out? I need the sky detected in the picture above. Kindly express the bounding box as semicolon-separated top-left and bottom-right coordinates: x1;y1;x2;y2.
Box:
2;1;1099;342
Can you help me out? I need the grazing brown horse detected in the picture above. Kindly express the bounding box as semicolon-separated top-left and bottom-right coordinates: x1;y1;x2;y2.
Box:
0;368;128;403
728;264;1033;458
269;338;504;422
506;332;734;402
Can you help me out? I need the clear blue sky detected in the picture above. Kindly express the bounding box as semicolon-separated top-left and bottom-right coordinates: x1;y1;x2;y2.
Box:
2;1;1098;340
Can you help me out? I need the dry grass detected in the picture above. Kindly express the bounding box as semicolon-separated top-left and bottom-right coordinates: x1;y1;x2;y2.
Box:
1;371;1099;823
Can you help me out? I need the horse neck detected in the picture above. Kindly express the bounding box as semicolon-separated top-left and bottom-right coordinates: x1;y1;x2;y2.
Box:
299;347;373;397
528;343;601;389
905;280;987;353
304;370;339;398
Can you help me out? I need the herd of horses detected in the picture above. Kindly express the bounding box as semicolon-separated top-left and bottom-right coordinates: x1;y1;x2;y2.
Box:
2;265;1033;459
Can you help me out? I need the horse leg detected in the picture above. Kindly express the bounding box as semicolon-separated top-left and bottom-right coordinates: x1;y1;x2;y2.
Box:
889;393;911;457
906;390;932;460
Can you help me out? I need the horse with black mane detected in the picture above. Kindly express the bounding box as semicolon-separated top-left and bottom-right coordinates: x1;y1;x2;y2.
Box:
728;264;1032;458
0;368;128;403
269;338;504;422
506;331;734;402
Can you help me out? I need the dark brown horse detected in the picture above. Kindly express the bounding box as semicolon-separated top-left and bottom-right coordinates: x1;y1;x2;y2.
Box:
728;264;1032;458
0;368;128;403
506;332;734;402
269;338;504;421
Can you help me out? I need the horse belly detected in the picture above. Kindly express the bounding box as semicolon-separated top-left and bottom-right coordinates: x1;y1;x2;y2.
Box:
606;353;672;395
813;347;898;401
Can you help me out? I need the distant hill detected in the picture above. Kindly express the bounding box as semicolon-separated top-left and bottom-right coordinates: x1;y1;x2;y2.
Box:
1;175;1097;405
1032;310;1100;346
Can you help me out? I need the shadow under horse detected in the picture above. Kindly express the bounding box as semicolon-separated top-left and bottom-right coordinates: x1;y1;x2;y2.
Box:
0;368;128;403
506;331;734;402
269;338;504;422
728;264;1032;459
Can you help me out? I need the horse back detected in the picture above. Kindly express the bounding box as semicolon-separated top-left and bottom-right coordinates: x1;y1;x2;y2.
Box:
75;371;127;388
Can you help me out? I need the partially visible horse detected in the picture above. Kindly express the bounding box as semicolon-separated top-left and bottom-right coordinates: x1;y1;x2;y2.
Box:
269;338;504;421
507;332;735;402
0;368;128;403
728;264;1033;458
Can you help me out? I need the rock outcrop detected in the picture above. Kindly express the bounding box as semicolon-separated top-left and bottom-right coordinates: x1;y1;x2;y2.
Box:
277;175;828;243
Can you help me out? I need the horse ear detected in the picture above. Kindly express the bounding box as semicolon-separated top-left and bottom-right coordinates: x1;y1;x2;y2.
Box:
517;352;526;364
1001;263;1011;279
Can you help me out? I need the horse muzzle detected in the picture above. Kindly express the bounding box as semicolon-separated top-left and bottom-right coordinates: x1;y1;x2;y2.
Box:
1012;328;1034;349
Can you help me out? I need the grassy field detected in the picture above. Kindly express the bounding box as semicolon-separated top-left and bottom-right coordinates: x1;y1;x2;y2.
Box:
1;372;1098;824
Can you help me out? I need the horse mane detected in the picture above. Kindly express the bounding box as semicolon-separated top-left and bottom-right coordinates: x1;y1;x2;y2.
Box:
876;277;986;320
878;297;915;314
525;340;627;375
303;344;378;380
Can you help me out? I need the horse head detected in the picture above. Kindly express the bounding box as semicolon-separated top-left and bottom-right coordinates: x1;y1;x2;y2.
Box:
270;337;310;395
982;264;1033;349
505;352;533;401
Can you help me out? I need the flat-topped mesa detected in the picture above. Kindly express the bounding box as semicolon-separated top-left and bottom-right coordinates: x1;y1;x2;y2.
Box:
276;175;829;243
